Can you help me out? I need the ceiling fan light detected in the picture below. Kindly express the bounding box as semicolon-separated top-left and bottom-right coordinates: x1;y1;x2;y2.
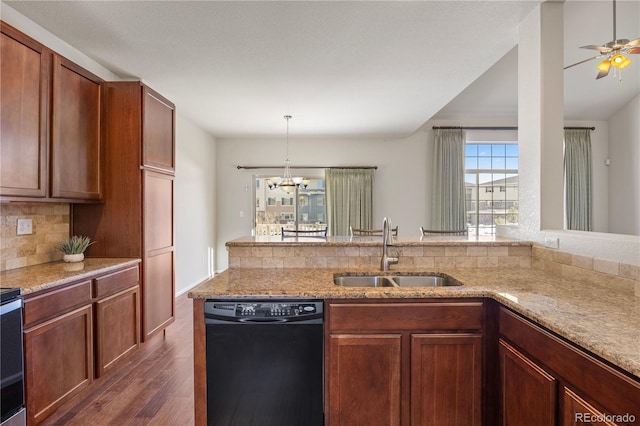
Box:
618;56;632;69
596;59;611;72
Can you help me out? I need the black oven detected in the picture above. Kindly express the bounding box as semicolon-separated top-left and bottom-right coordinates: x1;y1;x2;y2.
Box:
1;288;25;426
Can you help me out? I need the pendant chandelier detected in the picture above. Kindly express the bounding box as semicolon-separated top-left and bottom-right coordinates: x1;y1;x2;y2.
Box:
266;115;309;193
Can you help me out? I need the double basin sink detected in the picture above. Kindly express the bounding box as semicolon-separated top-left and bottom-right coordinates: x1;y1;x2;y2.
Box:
334;273;462;288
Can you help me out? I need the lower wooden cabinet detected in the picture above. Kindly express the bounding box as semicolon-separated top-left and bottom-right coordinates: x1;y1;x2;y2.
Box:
328;334;402;426
499;339;556;426
412;334;482;426
22;264;140;425
326;300;484;426
563;387;620;426
95;286;140;377
24;305;93;425
499;307;640;426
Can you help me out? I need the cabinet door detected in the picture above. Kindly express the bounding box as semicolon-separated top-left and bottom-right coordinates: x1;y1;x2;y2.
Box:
328;334;401;426
24;305;93;425
142;85;174;173
95;286;140;377
562;387;618;426
499;339;557;426
51;54;102;200
0;23;49;198
411;334;482;426
142;170;175;339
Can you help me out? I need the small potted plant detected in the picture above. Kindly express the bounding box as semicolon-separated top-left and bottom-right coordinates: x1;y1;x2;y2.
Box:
57;235;96;263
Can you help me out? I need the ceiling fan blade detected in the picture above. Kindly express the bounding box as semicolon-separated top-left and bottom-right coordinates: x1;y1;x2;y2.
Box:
564;54;606;70
580;44;612;53
628;47;640;54
627;38;640;47
596;64;611;79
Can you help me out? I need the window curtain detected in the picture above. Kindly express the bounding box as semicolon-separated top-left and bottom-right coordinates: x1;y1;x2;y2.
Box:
564;129;593;231
325;168;374;236
432;128;466;230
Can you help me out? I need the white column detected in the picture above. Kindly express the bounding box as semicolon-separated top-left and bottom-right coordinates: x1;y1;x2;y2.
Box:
517;1;565;235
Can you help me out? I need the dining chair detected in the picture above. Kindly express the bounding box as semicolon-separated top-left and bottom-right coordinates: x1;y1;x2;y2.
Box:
350;226;398;237
281;227;328;239
419;227;468;236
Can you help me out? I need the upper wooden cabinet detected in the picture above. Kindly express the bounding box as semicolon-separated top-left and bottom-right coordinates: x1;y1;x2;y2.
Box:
0;22;49;198
0;22;103;202
142;86;175;173
50;54;102;200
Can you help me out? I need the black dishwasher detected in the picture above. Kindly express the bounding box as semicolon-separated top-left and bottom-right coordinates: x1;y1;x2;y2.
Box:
204;299;323;426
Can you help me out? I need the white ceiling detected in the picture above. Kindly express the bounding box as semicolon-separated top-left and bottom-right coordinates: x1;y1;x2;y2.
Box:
4;1;639;137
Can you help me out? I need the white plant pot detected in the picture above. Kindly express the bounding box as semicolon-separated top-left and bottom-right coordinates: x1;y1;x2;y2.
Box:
63;253;84;263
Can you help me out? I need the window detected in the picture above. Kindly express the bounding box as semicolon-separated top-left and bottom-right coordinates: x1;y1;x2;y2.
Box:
465;143;518;236
254;176;327;236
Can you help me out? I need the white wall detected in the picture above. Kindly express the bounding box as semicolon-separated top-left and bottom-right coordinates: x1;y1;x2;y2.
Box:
175;115;217;295
608;94;640;236
215;129;430;271
214;117;522;272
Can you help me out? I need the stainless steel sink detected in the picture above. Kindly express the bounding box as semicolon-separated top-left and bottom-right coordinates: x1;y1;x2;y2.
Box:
333;275;396;287
334;273;462;287
390;275;456;287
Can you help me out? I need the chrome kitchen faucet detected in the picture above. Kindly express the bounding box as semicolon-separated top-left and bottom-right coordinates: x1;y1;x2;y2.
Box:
380;217;399;271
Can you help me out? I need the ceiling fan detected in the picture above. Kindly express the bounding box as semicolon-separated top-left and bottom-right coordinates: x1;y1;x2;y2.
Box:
564;0;640;80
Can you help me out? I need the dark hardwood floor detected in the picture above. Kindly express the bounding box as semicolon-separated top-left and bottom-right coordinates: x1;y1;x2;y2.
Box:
41;294;195;425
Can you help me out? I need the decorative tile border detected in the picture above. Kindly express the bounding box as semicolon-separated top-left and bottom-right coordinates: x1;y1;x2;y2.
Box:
532;246;640;293
228;244;533;270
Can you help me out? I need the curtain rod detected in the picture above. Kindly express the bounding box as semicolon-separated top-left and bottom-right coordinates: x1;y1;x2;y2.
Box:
432;126;595;131
237;165;378;170
432;126;518;130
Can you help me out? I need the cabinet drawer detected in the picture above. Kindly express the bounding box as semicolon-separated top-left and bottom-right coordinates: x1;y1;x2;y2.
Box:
328;302;483;332
93;266;139;299
23;280;92;328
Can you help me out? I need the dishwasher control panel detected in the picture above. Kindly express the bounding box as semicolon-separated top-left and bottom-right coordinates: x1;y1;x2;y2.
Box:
205;299;323;320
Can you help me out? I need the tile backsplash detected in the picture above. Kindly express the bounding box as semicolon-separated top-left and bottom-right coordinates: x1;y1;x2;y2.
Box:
0;203;70;271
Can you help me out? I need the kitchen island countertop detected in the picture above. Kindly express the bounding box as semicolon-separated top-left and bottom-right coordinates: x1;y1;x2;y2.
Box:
189;266;640;379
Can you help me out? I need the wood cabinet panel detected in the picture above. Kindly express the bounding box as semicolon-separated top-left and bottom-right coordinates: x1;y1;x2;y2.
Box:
328;334;402;426
0;22;49;198
51;54;102;200
23;280;92;329
142;86;175;173
328;302;483;332
95;286;140;377
411;334;482;426
562;387;619;426
499;339;556;426
143;170;174;251
499;307;640;418
24;304;93;425
93;265;139;298
72;81;175;343
143;249;175;339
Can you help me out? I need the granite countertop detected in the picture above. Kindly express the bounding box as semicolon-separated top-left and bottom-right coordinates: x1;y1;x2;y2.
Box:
0;258;141;295
189;266;640;379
